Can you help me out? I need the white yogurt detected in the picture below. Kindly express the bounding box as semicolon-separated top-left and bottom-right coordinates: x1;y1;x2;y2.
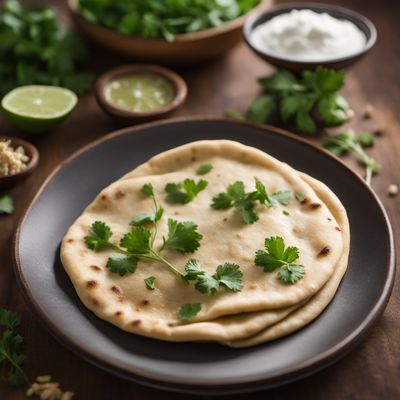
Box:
250;9;367;62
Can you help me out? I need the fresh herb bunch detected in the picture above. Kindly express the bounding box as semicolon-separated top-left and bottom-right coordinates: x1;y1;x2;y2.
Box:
324;130;380;185
0;0;94;96
243;67;349;135
77;0;260;42
255;236;305;284
0;309;29;387
211;178;291;224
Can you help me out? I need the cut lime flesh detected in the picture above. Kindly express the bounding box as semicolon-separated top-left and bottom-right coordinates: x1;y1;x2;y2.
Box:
1;85;78;133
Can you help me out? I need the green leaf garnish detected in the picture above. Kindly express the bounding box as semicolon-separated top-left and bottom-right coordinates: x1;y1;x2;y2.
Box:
245;67;349;134
120;226;151;254
0;195;14;215
178;303;202;321
165;178;208;204
0;308;29;387
84;221;112;251
183;259;243;295
255;236;305;284
162;219;203;254
211;178;291;224
144;276;156;290
324;130;380;185
106;254;139;276
295;191;306;202
196;163;213;175
278;265;305;284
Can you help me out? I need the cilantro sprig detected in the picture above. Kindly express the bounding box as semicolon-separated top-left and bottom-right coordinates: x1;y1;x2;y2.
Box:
165;179;208;204
229;67;349;135
0;309;29;387
255;236;305;284
183;259;243;295
196;163;213;175
324;130;380;185
85;183;203;278
211;178;291;224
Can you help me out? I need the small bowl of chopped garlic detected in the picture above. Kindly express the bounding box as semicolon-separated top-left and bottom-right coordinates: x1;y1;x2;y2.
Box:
0;137;39;189
243;3;377;72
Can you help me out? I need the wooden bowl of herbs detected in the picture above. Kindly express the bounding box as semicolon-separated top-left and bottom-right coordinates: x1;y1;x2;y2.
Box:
67;0;272;65
0;137;39;189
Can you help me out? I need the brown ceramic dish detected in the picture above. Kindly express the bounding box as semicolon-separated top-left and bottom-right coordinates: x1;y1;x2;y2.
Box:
243;3;377;72
95;64;188;124
13;117;395;394
0;136;39;189
67;0;273;65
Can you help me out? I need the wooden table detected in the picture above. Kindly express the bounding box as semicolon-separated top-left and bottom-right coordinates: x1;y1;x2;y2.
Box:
1;0;399;398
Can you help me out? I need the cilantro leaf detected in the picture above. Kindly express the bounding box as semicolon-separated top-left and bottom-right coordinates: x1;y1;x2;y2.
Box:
144;276;156;290
357;132;374;148
0;309;20;329
165;178;208;204
295;191;306;202
106;254;138;276
255;236;304;284
318;93;348;126
0;308;28;387
196;163;213;175
212;179;289;224
278;265;305;284
84;221;112;251
162;219;203;254
194;274;219;296
246;94;276;123
130;207;164;226
0;195;14;215
213;263;243;292
184;259;204;280
120;226;151;254
270;191;292;206
178;303;202;321
142;183;154;197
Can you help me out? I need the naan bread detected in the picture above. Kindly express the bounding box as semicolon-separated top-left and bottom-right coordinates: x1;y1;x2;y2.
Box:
225;173;350;347
61;140;346;343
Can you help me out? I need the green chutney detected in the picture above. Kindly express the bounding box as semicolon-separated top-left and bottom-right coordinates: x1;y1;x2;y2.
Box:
105;74;175;113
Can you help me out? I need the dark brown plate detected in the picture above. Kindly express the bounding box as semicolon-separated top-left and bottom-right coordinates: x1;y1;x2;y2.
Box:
13;117;395;395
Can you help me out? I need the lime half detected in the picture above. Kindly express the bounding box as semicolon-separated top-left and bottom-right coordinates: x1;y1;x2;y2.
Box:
1;85;78;134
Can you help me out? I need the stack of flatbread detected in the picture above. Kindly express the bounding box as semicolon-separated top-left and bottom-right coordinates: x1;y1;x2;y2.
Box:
61;140;349;348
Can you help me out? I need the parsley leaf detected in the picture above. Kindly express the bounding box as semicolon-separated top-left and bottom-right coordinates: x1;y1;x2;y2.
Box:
212;178;290;224
0;308;29;387
178;303;202;321
144;276;156;290
84;221;112;251
106;254;138;276
0;195;13;215
162;219;203;254
165;178;208;204
255;236;305;284
196;163;213;175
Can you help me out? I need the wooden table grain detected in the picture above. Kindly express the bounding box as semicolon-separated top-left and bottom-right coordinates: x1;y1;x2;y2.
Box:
1;0;399;399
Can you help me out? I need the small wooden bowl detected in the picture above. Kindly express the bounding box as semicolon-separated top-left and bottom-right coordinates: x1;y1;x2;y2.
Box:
68;0;273;65
0;137;39;189
95;64;188;124
243;3;377;72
